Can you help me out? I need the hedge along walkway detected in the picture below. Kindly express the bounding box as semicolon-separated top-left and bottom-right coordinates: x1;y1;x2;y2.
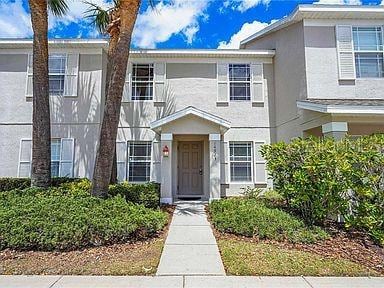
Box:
156;201;225;275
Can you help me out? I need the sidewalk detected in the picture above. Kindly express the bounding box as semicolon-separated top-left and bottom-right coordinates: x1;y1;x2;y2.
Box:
156;201;225;275
1;275;383;288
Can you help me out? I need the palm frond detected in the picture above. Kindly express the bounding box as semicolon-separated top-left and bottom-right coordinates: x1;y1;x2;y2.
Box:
83;1;111;34
48;0;69;17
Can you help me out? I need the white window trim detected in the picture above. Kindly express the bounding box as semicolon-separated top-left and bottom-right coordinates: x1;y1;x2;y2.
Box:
352;25;384;79
17;138;32;178
228;141;254;184
228;63;252;102
127;141;152;183
130;63;155;102
217;63;229;104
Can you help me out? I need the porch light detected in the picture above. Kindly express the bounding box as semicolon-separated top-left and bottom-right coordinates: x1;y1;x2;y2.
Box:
163;145;169;157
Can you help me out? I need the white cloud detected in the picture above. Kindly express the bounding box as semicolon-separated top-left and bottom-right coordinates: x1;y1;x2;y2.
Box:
314;0;362;4
133;0;210;48
218;19;276;49
0;0;32;37
222;0;270;13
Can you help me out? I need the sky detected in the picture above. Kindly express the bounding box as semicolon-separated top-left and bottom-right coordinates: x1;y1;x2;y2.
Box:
0;0;383;49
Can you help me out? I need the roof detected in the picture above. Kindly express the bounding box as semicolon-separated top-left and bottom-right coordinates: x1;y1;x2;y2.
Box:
150;106;231;132
297;99;384;114
0;39;275;58
240;4;384;47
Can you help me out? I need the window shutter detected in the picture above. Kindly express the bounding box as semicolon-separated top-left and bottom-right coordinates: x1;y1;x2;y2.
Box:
154;62;166;103
251;63;264;103
336;25;356;80
217;63;229;104
59;138;74;177
254;141;267;184
122;63;132;102
25;54;33;97
64;53;79;97
18;139;32;177
116;141;127;182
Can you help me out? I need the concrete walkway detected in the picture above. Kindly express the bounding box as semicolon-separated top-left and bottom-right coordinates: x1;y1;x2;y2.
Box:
1;275;384;288
156;201;226;276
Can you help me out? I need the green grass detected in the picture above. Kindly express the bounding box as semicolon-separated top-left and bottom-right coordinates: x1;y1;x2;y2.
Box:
209;198;328;243
219;239;380;276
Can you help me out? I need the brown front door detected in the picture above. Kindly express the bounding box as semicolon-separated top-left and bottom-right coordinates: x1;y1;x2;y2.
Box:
178;141;203;197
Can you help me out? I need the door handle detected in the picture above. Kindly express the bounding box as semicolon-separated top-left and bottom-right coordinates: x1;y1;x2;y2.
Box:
199;168;203;175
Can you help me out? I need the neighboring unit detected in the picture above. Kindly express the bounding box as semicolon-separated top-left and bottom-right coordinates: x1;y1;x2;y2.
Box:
1;4;384;202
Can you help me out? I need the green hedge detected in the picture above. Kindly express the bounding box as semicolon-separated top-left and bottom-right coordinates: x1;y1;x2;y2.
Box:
209;198;328;243
0;187;167;251
0;177;79;192
261;135;384;245
109;182;160;209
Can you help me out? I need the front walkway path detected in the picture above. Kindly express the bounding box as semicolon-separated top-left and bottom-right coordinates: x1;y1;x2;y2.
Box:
156;201;226;276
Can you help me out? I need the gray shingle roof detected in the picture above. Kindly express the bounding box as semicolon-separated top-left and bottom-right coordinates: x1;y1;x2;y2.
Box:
300;99;384;106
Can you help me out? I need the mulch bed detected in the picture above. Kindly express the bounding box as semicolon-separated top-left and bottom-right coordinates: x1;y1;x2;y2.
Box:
0;205;175;275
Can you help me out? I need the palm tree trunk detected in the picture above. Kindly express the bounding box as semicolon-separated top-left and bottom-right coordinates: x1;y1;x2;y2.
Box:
29;0;51;188
92;0;141;197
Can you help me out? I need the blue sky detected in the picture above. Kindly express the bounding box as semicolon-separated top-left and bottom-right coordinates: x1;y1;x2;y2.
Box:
0;0;383;49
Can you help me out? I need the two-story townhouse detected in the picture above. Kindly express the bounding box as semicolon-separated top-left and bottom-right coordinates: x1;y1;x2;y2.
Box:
0;41;274;203
241;4;384;141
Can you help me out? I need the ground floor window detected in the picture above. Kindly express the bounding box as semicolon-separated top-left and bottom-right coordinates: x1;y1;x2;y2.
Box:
117;141;152;182
229;142;253;182
18;138;74;178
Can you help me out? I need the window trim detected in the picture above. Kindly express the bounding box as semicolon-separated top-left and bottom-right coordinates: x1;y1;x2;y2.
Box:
228;141;254;184
228;63;252;102
130;63;155;102
127;141;152;183
352;25;384;79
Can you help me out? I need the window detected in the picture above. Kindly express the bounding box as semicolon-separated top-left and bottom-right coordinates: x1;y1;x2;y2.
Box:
48;54;67;95
353;27;384;78
229;142;253;182
229;64;251;101
128;142;151;182
131;64;154;100
18;138;74;178
51;139;61;177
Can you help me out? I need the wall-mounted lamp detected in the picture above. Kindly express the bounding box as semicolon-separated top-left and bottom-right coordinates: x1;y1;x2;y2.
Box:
163;145;169;157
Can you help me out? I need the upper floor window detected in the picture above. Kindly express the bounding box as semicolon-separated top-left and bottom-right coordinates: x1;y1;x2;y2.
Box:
131;64;154;100
353;27;384;78
48;54;67;95
229;64;251;101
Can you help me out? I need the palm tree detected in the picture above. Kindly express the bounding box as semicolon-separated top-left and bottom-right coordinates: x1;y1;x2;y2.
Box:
28;0;68;188
91;0;142;197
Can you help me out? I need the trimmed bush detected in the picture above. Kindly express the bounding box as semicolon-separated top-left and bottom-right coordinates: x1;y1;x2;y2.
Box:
261;135;384;245
209;198;328;243
109;182;160;209
0;177;79;192
0;187;167;251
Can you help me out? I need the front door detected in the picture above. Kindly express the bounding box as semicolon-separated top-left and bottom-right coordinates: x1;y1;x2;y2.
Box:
178;141;203;197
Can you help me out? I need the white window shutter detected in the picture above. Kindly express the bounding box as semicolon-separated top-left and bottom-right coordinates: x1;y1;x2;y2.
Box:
336;25;356;80
154;62;166;103
217;63;228;104
122;63;132;102
116;141;127;182
254;141;267;184
25;54;33;97
60;138;74;177
64;53;79;97
18;139;32;177
251;63;264;103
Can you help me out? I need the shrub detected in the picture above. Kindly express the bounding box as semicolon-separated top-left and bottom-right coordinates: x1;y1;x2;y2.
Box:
108;182;160;209
261;137;350;225
0;187;167;251
208;198;328;243
0;177;79;192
